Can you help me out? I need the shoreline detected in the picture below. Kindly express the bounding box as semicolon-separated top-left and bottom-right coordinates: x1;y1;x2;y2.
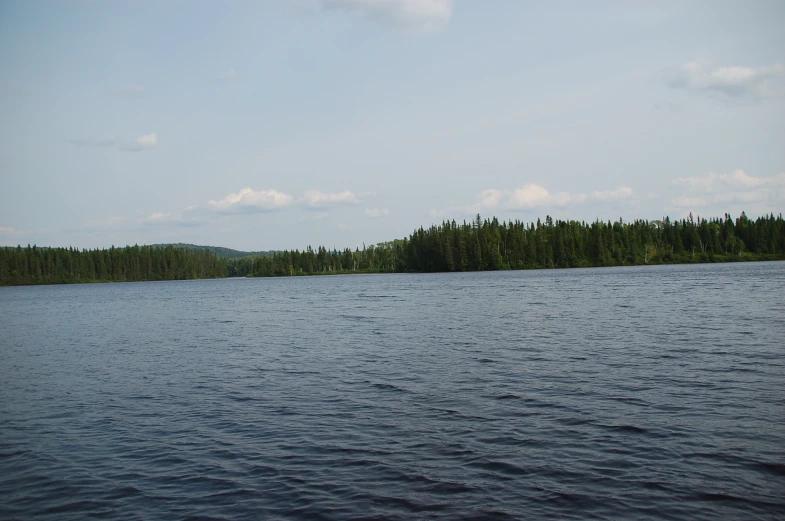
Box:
3;255;783;287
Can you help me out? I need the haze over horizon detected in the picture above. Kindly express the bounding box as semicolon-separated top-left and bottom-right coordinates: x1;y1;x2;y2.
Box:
1;0;784;251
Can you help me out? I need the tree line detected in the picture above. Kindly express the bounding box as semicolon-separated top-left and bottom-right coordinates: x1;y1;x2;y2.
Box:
150;243;275;259
0;245;227;286
229;211;785;277
1;212;783;285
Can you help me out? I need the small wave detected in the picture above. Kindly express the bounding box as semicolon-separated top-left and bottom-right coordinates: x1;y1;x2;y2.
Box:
338;313;375;322
692;492;749;503
752;461;785;477
370;382;408;393
424;480;474;495
599;424;647;435
641;480;677;492
476;435;534;447
559;417;593;426
0;449;31;459
543;490;601;508
204;488;257;500
103;485;143;500
523;398;568;410
471;459;529;476
227;394;257;402
371;493;443;513
41;500;108;515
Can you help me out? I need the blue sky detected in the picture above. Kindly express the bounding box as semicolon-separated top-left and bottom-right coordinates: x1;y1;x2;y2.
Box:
1;0;783;250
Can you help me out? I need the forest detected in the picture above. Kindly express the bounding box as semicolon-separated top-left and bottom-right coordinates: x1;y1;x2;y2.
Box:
149;243;275;259
1;212;784;286
0;245;227;286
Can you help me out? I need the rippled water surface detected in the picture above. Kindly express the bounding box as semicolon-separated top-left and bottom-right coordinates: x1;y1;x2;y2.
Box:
1;262;784;520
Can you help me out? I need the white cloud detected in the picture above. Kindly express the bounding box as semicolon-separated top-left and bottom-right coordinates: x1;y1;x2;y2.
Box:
70;137;117;148
142;212;175;224
477;189;504;208
82;189;294;233
123;132;158;152
0;225;54;243
134;132;158;148
0;225;23;238
208;187;293;213
508;184;588;210
364;207;390;217
591;186;636;201
674;169;771;191
671;170;785;210
667;60;785;99
302;189;361;208
507;184;548;209
320;0;453;32
670;195;708;209
138;211;207;227
454;188;510;215
452;183;635;216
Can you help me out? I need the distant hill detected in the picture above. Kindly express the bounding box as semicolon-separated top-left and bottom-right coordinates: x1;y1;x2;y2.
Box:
149;243;276;259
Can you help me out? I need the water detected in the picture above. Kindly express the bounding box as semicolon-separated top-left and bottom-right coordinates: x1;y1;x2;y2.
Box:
1;262;784;520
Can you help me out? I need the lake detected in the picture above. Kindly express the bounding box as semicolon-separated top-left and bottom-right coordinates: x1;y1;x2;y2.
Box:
1;262;784;520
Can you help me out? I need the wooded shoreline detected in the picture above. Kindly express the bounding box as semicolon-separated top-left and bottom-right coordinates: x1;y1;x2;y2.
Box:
2;212;783;286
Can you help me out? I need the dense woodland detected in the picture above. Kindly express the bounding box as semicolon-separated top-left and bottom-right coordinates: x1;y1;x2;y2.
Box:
1;212;784;285
149;243;274;259
230;212;785;277
0;245;227;286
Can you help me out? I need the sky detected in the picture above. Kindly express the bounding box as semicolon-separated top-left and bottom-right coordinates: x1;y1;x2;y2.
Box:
1;0;784;251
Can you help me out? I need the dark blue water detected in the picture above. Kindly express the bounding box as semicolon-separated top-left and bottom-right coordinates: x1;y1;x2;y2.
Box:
1;262;784;520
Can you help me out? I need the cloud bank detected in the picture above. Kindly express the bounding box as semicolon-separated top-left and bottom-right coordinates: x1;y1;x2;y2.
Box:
208;187;294;213
303;190;362;208
320;0;453;32
0;225;24;238
667;60;785;99
670;170;785;211
452;183;637;215
364;207;390;217
142;212;177;225
139;188;368;228
123;132;158;152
